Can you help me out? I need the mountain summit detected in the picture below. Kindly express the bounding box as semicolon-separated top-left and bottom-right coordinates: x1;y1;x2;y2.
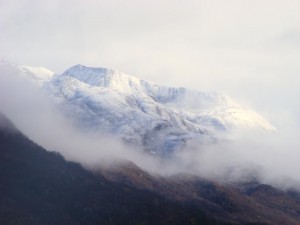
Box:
18;63;275;157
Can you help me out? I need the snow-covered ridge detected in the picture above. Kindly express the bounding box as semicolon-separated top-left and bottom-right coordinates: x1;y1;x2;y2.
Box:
62;64;186;100
61;65;238;109
15;63;276;157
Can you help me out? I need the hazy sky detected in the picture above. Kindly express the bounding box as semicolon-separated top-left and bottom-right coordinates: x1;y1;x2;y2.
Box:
1;0;299;126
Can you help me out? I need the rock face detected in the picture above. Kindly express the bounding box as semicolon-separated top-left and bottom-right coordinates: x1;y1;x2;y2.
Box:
17;63;275;157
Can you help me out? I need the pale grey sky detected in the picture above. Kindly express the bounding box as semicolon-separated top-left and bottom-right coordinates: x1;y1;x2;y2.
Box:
1;0;299;126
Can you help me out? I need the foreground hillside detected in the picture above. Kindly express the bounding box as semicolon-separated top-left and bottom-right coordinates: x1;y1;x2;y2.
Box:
0;113;300;225
0;113;218;225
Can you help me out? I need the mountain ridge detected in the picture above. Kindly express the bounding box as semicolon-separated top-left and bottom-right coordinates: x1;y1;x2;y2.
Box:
3;61;276;157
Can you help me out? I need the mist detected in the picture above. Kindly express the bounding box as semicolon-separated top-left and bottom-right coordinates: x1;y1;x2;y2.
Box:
176;128;300;190
0;62;166;172
1;61;300;191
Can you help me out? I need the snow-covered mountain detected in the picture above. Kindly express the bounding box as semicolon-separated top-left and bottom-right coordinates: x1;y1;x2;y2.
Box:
8;62;276;157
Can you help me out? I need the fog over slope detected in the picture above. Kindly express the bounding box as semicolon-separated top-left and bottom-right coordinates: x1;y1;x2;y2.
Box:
0;61;300;190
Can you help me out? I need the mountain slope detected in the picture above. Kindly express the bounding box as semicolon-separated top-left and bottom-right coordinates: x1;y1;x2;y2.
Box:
1;113;299;225
99;162;300;225
0;113;219;225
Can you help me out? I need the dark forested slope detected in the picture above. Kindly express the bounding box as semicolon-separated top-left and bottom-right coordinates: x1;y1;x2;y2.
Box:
1;113;300;225
0;113;221;225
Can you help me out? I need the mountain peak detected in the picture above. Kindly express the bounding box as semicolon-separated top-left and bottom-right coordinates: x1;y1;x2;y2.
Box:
61;64;149;95
62;65;129;87
64;64;113;74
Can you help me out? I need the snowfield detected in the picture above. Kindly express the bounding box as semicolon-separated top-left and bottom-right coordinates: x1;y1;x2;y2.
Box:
19;63;276;157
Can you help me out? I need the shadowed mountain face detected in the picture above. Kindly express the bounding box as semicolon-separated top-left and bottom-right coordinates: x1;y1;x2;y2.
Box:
0;114;217;225
99;163;300;225
0;114;300;225
0;112;16;133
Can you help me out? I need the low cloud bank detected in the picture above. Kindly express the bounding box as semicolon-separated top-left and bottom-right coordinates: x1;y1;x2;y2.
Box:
176;129;300;190
1;62;300;190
